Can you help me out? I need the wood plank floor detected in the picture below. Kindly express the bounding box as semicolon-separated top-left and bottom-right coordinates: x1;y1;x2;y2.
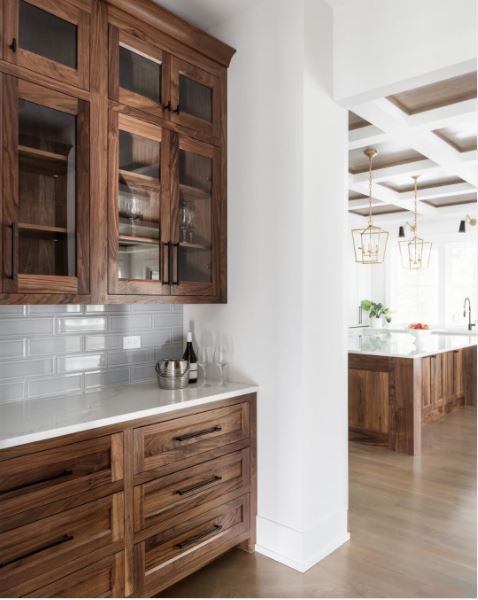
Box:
160;407;476;598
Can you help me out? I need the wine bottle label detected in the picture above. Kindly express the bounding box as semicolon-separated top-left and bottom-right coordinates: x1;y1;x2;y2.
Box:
189;363;198;381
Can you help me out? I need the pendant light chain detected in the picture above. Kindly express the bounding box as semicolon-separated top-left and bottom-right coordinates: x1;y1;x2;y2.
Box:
368;153;373;227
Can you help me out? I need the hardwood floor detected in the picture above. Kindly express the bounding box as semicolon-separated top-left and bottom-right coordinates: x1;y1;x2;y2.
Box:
160;407;476;598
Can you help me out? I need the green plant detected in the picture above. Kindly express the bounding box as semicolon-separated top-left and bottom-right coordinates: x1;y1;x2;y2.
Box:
361;299;393;323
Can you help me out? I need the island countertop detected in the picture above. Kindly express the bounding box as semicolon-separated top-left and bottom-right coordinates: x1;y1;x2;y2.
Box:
349;331;477;359
0;381;259;450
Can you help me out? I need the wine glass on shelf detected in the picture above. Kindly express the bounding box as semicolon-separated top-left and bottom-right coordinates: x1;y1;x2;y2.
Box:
214;344;228;386
198;346;213;387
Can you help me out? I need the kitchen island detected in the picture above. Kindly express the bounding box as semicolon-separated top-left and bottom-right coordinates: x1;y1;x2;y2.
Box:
348;332;477;455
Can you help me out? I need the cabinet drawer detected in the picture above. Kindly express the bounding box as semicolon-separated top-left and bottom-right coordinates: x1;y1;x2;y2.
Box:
0;493;124;597
135;494;249;597
0;434;123;532
134;449;250;533
134;402;250;474
29;552;124;598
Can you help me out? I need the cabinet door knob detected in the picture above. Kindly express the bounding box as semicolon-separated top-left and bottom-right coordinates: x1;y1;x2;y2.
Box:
173;104;180;114
163;102;171;111
9;38;17;52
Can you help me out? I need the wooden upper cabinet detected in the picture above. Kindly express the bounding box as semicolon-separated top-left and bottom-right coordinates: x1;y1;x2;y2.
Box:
108;24;169;119
2;76;90;295
3;0;90;90
169;56;222;145
108;110;170;295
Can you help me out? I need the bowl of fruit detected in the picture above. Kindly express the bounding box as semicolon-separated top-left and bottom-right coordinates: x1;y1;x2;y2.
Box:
408;323;432;339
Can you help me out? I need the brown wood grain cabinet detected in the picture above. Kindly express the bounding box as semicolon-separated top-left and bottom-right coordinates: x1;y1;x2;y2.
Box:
0;394;257;597
0;0;234;303
349;349;474;455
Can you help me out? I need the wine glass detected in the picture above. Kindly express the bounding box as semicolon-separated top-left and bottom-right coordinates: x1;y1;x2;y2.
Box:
214;344;228;386
198;346;213;387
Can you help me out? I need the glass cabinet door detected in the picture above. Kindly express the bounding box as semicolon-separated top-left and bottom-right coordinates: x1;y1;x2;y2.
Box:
2;76;89;295
108;26;168;118
4;0;90;89
170;57;221;144
171;136;220;296
108;112;170;295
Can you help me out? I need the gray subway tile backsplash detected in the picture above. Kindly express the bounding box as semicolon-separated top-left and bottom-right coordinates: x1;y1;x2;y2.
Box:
0;305;183;405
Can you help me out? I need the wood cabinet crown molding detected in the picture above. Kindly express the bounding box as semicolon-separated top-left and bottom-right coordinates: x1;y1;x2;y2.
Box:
105;0;236;67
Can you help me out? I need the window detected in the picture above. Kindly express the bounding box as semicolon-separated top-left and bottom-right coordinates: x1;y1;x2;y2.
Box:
389;246;440;325
445;242;477;327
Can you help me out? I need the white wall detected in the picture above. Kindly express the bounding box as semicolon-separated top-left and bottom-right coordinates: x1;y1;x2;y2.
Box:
333;0;477;104
184;0;349;572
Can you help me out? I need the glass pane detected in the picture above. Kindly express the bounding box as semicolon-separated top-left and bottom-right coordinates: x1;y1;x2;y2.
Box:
118;127;161;281
119;46;161;103
19;0;77;69
178;149;212;284
179;75;212;122
119;130;160;179
18;100;76;277
118;241;160;280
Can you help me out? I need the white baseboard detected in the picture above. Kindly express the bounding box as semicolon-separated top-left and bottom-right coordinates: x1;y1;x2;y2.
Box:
255;512;350;573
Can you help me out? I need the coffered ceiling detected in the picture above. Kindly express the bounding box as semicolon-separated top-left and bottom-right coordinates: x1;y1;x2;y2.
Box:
348;71;477;221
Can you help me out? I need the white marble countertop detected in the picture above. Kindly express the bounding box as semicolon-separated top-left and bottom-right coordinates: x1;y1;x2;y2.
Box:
349;331;477;359
0;381;259;450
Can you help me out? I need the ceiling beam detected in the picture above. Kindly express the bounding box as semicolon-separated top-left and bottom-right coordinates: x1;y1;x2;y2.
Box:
351;97;478;187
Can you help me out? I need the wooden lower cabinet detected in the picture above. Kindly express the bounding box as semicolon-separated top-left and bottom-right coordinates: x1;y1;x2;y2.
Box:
0;394;256;598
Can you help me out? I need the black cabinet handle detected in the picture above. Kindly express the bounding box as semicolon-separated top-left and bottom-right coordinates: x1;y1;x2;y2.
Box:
175;475;222;496
10;223;17;280
175;524;222;550
175;425;222;442
163;242;171;285
0;534;73;568
1;469;73;496
173;104;180;114
172;242;180;285
163;102;171;111
9;38;16;52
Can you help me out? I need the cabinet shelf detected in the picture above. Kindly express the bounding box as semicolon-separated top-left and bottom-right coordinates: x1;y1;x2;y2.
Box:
19;145;69;163
179;184;210;200
119;169;160;189
119;234;159;245
180;241;211;250
18;223;69;239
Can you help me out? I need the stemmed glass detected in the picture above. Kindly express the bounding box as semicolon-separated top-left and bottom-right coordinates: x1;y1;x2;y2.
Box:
214;344;228;386
198;346;213;387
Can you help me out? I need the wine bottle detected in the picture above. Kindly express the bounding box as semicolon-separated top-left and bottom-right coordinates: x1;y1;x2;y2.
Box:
183;332;198;383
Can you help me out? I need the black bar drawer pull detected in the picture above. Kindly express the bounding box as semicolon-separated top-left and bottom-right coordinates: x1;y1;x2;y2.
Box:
0;534;73;568
1;469;73;496
175;524;222;550
163;242;171;285
175;475;222;496
172;242;180;285
175;425;222;442
10;223;17;280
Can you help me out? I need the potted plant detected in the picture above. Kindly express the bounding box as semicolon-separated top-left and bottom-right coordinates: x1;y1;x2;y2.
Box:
360;299;393;329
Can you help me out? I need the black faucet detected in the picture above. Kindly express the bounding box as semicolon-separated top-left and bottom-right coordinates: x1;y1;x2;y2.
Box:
463;297;476;331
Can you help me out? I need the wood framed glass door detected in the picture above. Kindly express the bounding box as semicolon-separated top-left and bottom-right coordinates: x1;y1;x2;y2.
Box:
170;57;221;145
4;0;90;90
108;24;169;119
2;76;90;295
108;111;170;295
170;134;221;297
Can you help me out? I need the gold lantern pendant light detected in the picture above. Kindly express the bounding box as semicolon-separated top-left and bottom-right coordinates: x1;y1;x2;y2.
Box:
399;175;432;269
352;148;389;264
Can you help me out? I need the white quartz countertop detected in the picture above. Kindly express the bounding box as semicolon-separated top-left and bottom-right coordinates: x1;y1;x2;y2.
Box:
349;331;477;359
0;381;259;450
